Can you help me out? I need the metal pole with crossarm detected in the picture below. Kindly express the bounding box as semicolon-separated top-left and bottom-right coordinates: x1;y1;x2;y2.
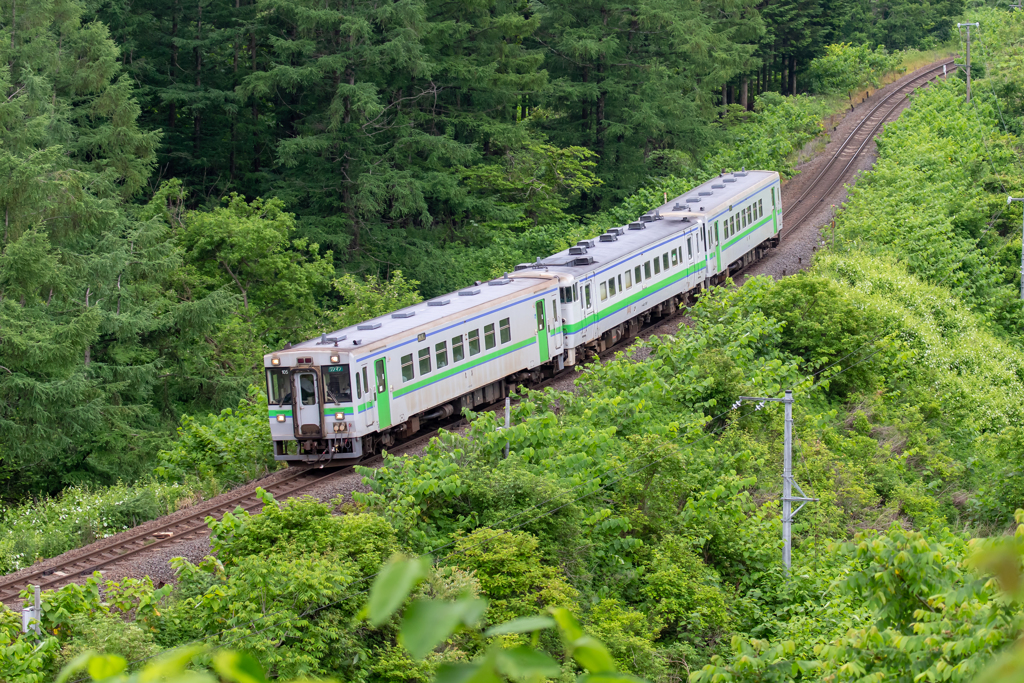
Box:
1009;196;1024;300
737;390;817;573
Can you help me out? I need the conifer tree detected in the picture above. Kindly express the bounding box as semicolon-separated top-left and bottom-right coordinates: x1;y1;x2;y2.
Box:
0;0;228;497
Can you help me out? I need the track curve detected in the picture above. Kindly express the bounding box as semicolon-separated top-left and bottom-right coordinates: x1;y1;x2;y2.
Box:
783;59;954;237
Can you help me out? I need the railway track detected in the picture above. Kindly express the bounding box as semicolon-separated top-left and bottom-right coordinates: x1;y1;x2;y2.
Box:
0;466;352;604
782;58;955;237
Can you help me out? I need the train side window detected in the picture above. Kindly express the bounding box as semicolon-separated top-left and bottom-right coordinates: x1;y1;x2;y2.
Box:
600;282;608;301
468;329;480;356
418;348;431;375
759;198;764;216
401;354;414;382
662;253;669;270
687;237;693;259
551;299;557;322
361;367;369;398
653;257;661;275
584;283;592;307
748;206;753;224
671;249;678;266
560;287;568;304
572;283;579;301
452;335;465;362
742;210;747;228
608;278;616;296
771;188;775;207
356;371;361;399
484;323;496;349
435;341;448;369
618;274;623;291
625;270;633;289
645;261;652;279
499;317;511;343
634;265;641;284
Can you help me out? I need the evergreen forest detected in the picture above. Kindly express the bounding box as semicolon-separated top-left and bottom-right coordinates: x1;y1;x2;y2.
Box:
10;1;1024;683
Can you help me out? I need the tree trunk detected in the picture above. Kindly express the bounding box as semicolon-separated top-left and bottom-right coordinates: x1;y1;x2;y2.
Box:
790;54;797;95
722;83;727;114
741;76;748;109
193;2;202;158
169;3;178;130
251;31;259;173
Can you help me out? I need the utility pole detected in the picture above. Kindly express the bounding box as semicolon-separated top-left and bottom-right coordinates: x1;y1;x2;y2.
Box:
1008;196;1024;300
958;22;980;103
736;390;817;574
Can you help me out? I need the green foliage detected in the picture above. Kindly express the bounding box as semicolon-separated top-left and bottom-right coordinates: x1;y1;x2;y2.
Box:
178;193;334;371
0;482;194;574
155;387;276;488
448;528;578;625
808;43;905;101
331;271;424;329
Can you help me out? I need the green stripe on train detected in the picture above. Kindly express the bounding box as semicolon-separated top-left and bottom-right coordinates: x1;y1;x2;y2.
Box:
393;337;536;398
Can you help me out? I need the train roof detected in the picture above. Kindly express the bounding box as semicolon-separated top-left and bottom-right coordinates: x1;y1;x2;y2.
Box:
522;170;778;279
271;273;557;358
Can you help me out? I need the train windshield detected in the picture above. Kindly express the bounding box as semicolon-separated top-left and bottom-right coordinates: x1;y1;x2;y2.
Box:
267;368;292;404
324;364;352;403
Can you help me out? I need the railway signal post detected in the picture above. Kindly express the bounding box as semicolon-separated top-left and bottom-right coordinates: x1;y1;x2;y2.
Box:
1008;196;1024;300
736;390;817;574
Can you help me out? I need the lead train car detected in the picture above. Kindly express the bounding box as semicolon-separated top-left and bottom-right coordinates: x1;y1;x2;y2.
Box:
264;169;782;464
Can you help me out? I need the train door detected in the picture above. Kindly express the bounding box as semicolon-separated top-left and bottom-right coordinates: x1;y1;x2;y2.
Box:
535;300;549;360
292;370;322;437
551;297;561;350
374;359;391;428
359;364;374;427
581;282;593;340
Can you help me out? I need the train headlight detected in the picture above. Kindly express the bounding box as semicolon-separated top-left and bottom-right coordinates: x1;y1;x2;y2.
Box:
335;412;345;420
330;354;340;363
271;357;280;366
276;414;286;423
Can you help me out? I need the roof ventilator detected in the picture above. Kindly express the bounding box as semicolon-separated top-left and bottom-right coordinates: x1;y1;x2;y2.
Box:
514;264;530;271
392;311;415;319
571;256;595;266
628;222;645;230
459;288;481;296
489;274;513;285
698;191;713;196
712;184;725;189
317;333;347;345
427;298;451;307
608;227;625;236
723;178;737;183
599;233;618;242
569;246;588;255
577;239;595;248
358;322;383;330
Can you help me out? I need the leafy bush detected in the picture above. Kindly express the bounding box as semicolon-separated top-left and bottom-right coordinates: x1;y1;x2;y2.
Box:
156;387;277;487
0;483;193;574
809;43;905;101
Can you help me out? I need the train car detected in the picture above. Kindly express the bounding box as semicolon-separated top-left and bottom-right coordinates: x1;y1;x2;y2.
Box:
522;169;782;363
264;272;562;463
264;169;782;464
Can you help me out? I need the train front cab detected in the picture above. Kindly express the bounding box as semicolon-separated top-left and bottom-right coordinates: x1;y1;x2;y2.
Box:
266;354;366;464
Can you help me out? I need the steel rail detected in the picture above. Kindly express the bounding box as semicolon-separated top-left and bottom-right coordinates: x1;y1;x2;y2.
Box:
782;59;955;236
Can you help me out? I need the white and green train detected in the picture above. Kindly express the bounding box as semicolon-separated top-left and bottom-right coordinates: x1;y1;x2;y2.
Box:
264;170;782;464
